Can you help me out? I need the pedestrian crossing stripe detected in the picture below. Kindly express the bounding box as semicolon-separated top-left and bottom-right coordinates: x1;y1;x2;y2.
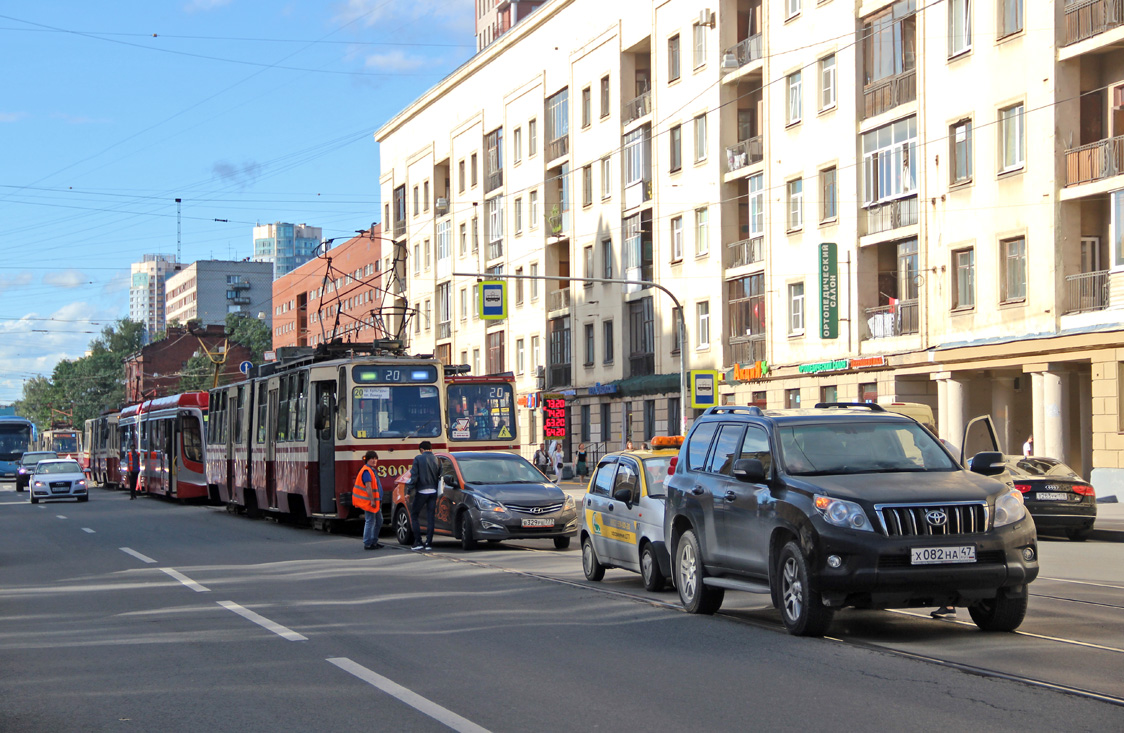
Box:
498;425;512;439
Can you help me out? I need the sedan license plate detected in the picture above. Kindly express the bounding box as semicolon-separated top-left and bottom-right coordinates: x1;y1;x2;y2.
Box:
1036;492;1067;501
521;517;554;527
911;546;976;565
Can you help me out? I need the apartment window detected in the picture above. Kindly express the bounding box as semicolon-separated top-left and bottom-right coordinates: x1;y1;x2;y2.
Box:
693;22;707;69
749;173;764;235
821;385;838;404
584;323;595;365
459;223;468;256
600;75;610;118
582;165;593;207
671;216;683;261
1001;236;1027;303
668;35;681;82
471;153;478;187
528;118;537;156
423;181;429;212
516;338;525;374
601;402;612;442
530;263;539;299
601;157;611;199
529;190;539;227
696;301;711;348
951;119;973;184
472;348;481;375
581;86;591;128
602;238;613;279
693;115;707;162
514;197;523;234
862;116;918;205
513;127;522;164
999;104;1025;172
515;267;524;305
413;185;419;216
424;239;431;270
820;167;837;223
413;244;421;275
472;216;479;253
670;125;682;172
473;284;479;318
532;335;541;369
423;299;431;330
671;306;682;353
787;71;802;125
603;320;614;363
787;178;804;231
949;0;972;57
584;245;594;285
788;282;805;335
820;55;836;111
786;0;801;19
458;160;465;193
459;288;467;321
694;207;708;256
414;302;421;334
953;247;975;309
999;0;1023;38
487;197;503;244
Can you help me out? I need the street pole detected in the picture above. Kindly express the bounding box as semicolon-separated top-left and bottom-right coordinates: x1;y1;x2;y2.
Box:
452;271;689;435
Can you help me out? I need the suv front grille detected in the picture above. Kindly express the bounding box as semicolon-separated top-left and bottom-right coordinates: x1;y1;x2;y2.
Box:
875;502;989;537
505;502;564;515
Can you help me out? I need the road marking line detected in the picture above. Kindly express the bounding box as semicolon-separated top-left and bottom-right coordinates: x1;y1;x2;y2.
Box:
119;547;157;564
217;601;306;641
160;568;210;593
56;515;67;519
82;528;95;533
327;657;491;733
1041;576;1124;591
888;609;1124;653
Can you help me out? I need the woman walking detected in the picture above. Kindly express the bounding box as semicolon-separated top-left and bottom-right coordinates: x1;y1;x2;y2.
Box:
576;443;588;478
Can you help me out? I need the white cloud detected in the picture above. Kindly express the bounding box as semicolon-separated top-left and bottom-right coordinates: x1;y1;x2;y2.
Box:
0;112;28;123
364;50;427;72
333;0;474;33
43;270;89;289
0;272;33;295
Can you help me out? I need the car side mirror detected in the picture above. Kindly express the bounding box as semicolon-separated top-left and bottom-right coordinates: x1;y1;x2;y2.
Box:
968;451;1005;476
732;458;766;483
613;488;633;508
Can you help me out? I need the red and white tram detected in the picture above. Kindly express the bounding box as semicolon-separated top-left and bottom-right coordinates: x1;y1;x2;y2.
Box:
37;427;81;460
444;371;518;453
118;393;209;500
83;411;120;486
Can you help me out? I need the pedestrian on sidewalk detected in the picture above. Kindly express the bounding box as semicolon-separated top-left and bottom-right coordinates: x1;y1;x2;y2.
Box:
408;440;441;551
353;450;382;550
576;443;588;478
1023;435;1034;458
128;444;140;500
533;442;550;477
552;442;564;483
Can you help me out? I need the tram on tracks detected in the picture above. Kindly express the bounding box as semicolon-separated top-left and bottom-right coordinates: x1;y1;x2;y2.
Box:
37;427;81;460
206;342;446;529
116;393;209;500
83;412;120;485
444;370;518;452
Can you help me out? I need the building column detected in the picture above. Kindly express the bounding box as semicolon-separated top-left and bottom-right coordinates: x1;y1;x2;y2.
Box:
1042;370;1070;463
990;376;1016;455
1078;371;1093;479
937;377;950;442
1032;371;1045;457
934;375;968;448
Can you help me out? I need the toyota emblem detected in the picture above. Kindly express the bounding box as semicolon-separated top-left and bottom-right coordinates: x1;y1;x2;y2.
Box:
925;510;948;527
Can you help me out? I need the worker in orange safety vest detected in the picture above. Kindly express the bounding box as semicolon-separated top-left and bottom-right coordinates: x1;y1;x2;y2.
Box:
354;450;382;550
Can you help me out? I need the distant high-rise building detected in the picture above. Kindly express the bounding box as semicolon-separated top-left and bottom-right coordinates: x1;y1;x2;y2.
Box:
129;254;181;339
252;222;323;278
164;260;275;328
475;0;547;52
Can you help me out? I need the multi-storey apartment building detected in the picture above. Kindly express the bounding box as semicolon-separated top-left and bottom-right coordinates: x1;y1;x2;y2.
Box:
129;254;181;341
476;0;548;52
378;0;1124;498
271;227;387;349
164;260;274;328
252;222;324;278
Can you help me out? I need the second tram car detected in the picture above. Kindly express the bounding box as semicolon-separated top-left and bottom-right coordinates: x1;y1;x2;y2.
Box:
117;393;209;500
84;411;120;486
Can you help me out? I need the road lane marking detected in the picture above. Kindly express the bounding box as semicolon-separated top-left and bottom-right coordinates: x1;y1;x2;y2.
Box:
56;515;67;519
119;547;157;564
1041;576;1124;591
160;568;210;593
888;609;1124;653
82;528;95;533
217;601;306;641
327;657;491;733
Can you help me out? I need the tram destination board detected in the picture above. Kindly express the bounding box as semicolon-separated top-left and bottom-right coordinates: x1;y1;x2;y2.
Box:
352;365;438;384
542;394;568;439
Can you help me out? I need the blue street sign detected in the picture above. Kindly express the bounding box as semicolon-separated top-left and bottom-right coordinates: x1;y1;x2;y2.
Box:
479;280;507;320
239;361;253;375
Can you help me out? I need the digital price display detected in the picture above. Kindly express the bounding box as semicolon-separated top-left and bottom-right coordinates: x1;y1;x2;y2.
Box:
542;396;568;439
352;365;438;384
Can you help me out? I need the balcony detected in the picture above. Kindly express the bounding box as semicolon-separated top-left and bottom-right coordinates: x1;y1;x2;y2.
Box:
547;288;571;312
728;236;764;269
485;169;503;194
729;336;765;364
393;219;406;239
487;239;503;261
1065;136;1124;186
722;34;763;71
546;135;569;162
864;299;919;339
548;363;571;389
622;90;652;126
725;136;763;173
628;353;654;378
862;70;916;120
862;195;918;237
229;281;250;290
228;295;251;305
1064;270;1110;313
437;321;452;340
1064;0;1123;45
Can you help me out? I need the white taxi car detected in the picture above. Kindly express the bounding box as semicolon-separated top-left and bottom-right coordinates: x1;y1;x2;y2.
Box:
580;437;680;591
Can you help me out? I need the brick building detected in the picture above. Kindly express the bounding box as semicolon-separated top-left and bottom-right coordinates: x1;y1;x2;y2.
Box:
272;227;388;349
123;324;252;403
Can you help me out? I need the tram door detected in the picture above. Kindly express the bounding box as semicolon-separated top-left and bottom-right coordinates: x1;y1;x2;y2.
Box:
267;387;279;509
170;414;181;497
315;382;337;514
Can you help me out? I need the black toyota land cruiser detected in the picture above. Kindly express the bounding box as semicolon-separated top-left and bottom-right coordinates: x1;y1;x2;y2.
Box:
663;404;1038;636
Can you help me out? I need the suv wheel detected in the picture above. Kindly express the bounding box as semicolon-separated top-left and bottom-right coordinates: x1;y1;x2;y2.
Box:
675;530;724;614
968;591;1027;632
777;541;834;637
582;535;605;581
641;542;666;592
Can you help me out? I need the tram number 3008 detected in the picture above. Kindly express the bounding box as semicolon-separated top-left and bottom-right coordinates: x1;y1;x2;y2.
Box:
375;464;409;479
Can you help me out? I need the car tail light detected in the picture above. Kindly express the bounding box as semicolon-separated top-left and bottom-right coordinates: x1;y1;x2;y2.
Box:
1072;484;1095;496
1014;483;1032;494
668;456;677;476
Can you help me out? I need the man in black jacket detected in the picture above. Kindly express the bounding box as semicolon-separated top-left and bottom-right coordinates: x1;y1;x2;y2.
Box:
408;440;441;551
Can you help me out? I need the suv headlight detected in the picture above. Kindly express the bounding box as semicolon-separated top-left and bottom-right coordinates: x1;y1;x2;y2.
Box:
993;489;1027;528
814;495;874;532
474;495;506;513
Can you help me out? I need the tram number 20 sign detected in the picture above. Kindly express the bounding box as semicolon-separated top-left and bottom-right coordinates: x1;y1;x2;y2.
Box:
542;396;568;439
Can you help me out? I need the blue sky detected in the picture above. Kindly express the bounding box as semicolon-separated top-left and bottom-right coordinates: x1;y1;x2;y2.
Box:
0;0;477;402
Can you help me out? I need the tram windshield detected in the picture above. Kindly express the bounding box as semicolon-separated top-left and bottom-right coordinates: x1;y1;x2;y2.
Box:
446;383;516;442
352;385;442;439
51;436;78;453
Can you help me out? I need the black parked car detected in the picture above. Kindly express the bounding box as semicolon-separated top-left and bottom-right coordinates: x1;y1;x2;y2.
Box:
1004;456;1097;541
664;404;1039;637
16;451;58;492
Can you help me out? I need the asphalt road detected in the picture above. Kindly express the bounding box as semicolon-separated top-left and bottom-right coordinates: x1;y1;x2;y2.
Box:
2;483;1122;732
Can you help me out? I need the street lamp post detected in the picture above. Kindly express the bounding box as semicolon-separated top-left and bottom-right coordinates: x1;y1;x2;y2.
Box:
452;271;689;434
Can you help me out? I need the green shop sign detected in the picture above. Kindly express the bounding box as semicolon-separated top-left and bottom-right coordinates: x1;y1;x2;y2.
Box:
819;242;838;340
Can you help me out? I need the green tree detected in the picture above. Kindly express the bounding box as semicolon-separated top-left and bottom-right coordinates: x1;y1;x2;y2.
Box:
225;312;271;364
178;350;214;393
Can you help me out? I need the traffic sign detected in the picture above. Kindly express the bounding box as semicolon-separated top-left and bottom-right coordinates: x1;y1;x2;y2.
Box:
689;370;719;409
239;361;253;375
479;280;507;320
